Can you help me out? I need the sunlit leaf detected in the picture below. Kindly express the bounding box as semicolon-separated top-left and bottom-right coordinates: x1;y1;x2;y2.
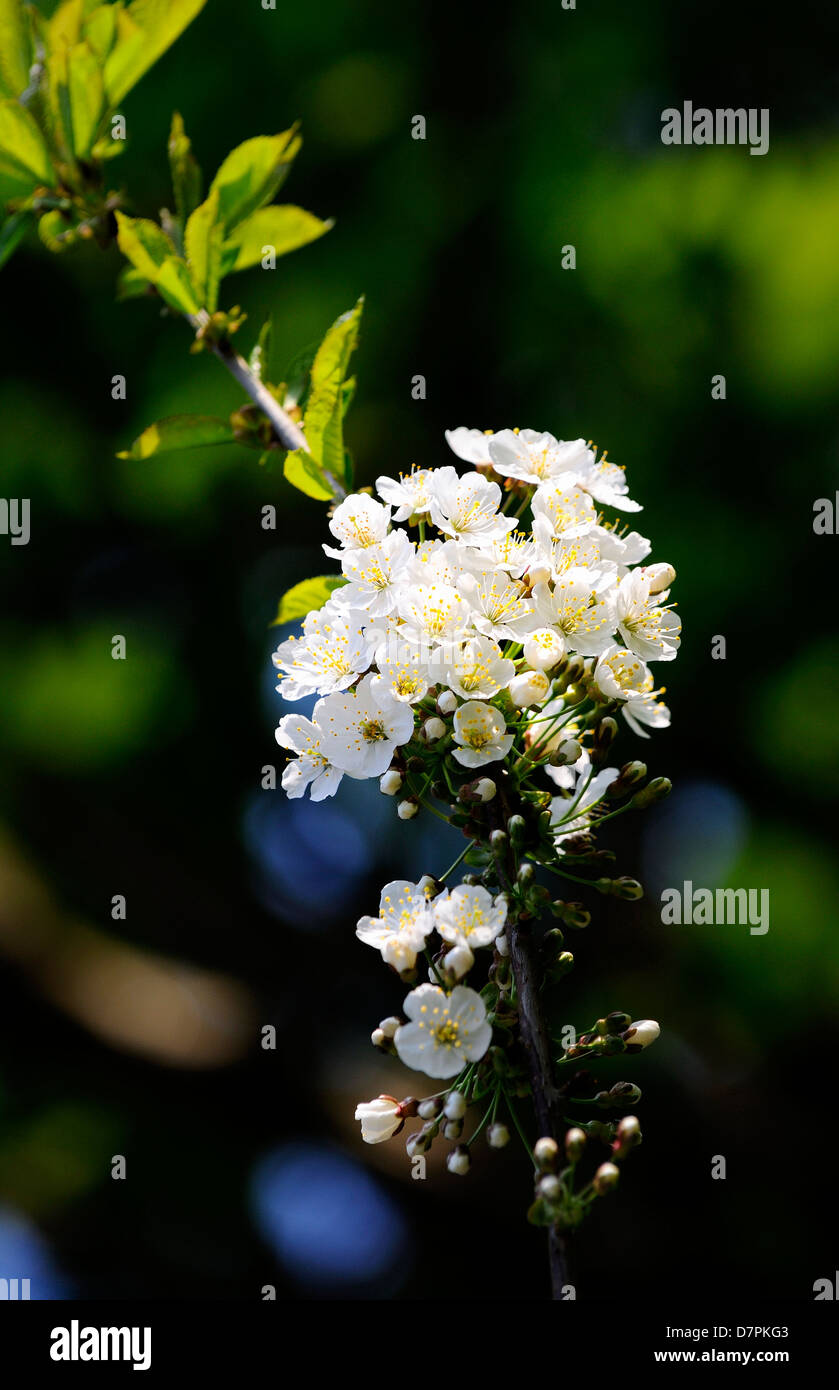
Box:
184;185;223;311
289;297;363;493
115;211;200;315
0;0;32;97
67;40;105;156
103;0;207;105
222;204;332;273
209;129;301;231
115;263;150;299
168;110;201;224
283;450;333;501
117;414;235;459
83;3;119;60
0;100;55;182
272;575;346;626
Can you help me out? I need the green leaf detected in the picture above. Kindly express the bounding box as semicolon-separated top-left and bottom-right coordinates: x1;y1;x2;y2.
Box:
290;297;363;493
168;110;201;224
48;0;87;51
0;0;33;97
103;0;207;105
0;100;55;183
272;575;346;626
115;210;201;315
221;204;332;273
281;341;319;408
117;414;235;460
67;40;105;156
115;263;150;299
84;3;119;60
0;208;30;267
209;129;301;232
184;185;223;311
283;450;334;502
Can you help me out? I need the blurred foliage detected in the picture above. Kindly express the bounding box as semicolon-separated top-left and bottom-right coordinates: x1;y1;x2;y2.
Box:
0;0;837;1301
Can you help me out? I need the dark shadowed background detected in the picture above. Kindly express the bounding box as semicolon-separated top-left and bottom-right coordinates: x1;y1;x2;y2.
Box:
1;0;838;1300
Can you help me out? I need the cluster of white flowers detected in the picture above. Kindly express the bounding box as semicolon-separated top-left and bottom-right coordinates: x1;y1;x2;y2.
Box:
272;427;677;1144
273;426;679;823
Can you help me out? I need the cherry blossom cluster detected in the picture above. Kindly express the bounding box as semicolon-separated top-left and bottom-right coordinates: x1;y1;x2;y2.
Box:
272;426;678;1211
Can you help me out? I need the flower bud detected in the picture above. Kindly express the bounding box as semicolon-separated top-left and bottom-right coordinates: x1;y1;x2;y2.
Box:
443;943;474;980
444;1118;464;1140
378;1015;401;1039
474;777;497;802
436;689;458;716
397;798;419;820
526;562;552;587
593;1161;620;1195
487;1123;510;1149
534;1136;559;1171
490;828;507;851
495;932;510;958
406;1126;434;1157
523;628;566;671
517;862;534;885
549;739;582;767
629;777;673;811
379;769;403;796
594;716;618;750
446;1145;471;1176
611;877;644;901
509;670;551;707
538;1174;562;1201
646;562;676;594
615;1115;642;1153
565;1127;587;1161
444;1090;467;1121
622;1019;660;1050
422;716;445;743
418;1097;442;1120
507;814;527;844
355;1095;403;1144
610;1081;642;1104
607;761;647;797
370;1027;388;1049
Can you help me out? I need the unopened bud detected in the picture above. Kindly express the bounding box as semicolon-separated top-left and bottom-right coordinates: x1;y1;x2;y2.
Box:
507;814;527;845
607;761;647;797
593;1161;620;1195
610;1081;642;1104
538;1174;562;1201
446;1145;470;1176
378;1015;401;1038
612;877;644;901
406;1126;434;1156
379;769;403;796
517;862;534;885
629;777;672;811
371;1027;387;1048
487;1123;510;1149
549;739;582;767
422;716;445;743
397;798;419;820
510;670;551;707
443;1118;464;1140
474;777;497;802
615;1115;642;1150
523;628;566;671
622;1019;660;1050
436;689;458;716
646;562;676;594
565;1127;587;1160
490;828;507;851
444;1090;467;1121
418;1097;442;1120
443;944;474;980
534;1136;559;1171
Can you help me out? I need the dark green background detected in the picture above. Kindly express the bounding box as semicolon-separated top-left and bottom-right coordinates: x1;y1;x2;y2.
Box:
1;0;837;1299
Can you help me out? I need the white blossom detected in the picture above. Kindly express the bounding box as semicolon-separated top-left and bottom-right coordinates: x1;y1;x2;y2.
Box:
395;983;492;1078
434;884;507;949
428;467;517;545
356;879;435;970
323;493;390;557
376;465;435;520
316;673;415;778
275;712;343;801
452;700;514;767
272;601;372;700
